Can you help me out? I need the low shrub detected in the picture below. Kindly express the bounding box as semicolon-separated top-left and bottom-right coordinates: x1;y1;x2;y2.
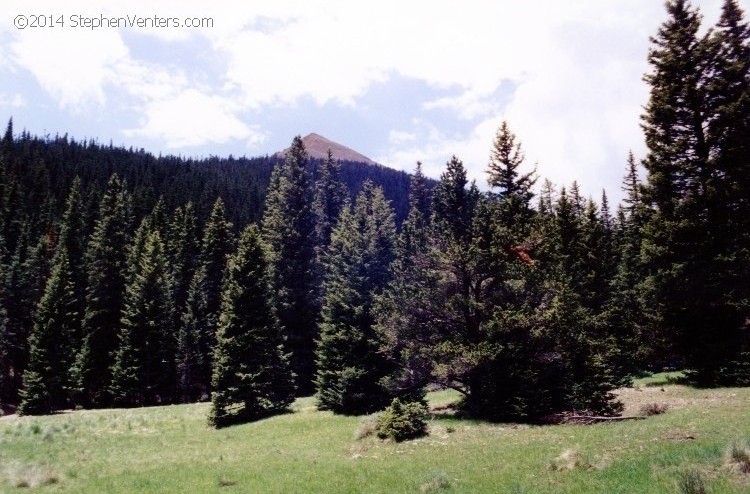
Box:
640;402;669;416
376;398;428;442
726;439;750;474
677;470;707;494
354;416;379;440
420;470;451;493
550;448;589;471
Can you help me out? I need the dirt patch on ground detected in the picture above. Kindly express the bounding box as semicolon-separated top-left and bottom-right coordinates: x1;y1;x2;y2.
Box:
616;385;739;417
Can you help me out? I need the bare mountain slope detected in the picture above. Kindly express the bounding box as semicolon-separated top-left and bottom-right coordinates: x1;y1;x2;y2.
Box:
276;133;377;165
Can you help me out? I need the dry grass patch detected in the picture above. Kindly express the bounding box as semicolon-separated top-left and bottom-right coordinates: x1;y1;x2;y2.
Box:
550;448;589;471
354;416;378;440
420;470;452;493
640;402;670;416
2;461;61;489
677;469;708;494
725;439;750;474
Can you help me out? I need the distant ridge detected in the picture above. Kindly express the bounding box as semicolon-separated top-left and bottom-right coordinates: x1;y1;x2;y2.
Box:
275;133;377;166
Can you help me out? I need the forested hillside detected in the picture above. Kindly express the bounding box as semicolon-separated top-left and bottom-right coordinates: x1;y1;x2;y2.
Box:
0;0;748;429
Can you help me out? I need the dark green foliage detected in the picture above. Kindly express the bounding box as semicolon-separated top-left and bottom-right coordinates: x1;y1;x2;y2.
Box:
375;164;434;402
0;223;55;407
641;0;750;384
110;230;175;407
209;225;294;428
0;264;10;410
167;203;199;309
380;157;497;415
263;136;318;396
407;162;431;223
178;199;232;402
17;251;78;415
312;148;348;257
312;149;348;309
487;121;536;229
1;0;749;413
0;127;415;407
73;175;132;408
56;179;87;352
315;182;397;414
375;398;428;442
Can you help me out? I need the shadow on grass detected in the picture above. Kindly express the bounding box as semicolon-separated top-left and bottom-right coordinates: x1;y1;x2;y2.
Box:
210;406;295;429
643;374;689;387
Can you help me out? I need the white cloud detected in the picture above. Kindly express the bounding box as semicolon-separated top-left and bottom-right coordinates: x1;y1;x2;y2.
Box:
0;93;26;108
376;117;503;184
11;27;129;109
388;129;416;144
424;89;502;121
124;89;265;148
0;0;742;200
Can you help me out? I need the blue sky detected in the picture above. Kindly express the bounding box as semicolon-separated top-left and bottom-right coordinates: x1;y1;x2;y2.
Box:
1;0;744;204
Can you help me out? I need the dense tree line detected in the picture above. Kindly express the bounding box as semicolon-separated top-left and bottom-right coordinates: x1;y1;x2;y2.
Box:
0;0;747;428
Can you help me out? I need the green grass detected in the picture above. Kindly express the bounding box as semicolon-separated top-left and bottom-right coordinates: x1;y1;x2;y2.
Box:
634;371;686;388
1;374;748;493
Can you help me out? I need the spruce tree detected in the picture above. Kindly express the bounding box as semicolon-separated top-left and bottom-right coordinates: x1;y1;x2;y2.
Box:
111;230;175;406
1;224;54;406
376;164;437;400
18;251;77;415
168;202;199;321
407;162;431;223
73;174;132;407
57;178;87;351
262;136;318;395
487;121;536;229
316;182;396;414
209;225;294;428
642;0;750;383
607;156;650;370
177;198;232;402
312;148;348;255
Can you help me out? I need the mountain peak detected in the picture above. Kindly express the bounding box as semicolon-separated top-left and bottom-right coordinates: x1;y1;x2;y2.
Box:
276;133;377;165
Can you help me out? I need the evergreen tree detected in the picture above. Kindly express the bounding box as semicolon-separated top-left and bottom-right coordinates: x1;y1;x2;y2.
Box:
262;136;318;395
18;251;77;415
177;198;232;402
642;0;749;383
407;162;431;223
1;118;12;157
382;157;495;414
316;182;396;414
56;178;87;350
487;121;536;228
376;164;435;400
111;230;175;406
209;225;294;428
0;262;10;410
0;223;54;406
73;174;132;407
312;148;348;255
168;202;199;319
709;0;750;202
607;156;650;370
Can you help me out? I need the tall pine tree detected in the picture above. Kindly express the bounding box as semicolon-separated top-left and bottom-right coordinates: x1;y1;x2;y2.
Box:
262;136;318;395
177;198;232;402
73;174;132;407
316;182;396;414
18;251;78;415
209;225;294;428
111;229;175;406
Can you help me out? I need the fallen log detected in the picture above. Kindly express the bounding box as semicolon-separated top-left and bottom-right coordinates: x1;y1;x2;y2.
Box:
564;415;646;424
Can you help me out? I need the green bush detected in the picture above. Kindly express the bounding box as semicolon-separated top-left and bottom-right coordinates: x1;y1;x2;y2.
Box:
376;398;428;442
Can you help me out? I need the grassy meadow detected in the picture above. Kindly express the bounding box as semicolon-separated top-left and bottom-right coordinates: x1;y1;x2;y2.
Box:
1;374;749;493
